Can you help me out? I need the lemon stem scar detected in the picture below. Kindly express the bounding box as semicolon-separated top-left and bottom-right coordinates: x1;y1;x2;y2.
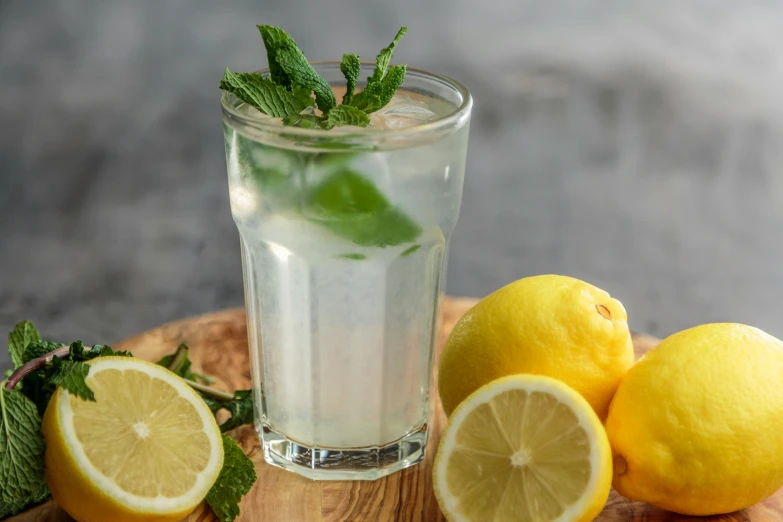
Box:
596;304;612;320
613;455;628;475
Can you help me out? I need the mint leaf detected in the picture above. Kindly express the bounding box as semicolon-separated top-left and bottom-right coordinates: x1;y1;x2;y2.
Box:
221;69;307;118
353;64;406;113
339;253;367;260
306;169;422;247
292;85;315;108
0;386;49;515
218;391;253;433
369;26;407;84
23;340;64;363
89;345;133;359
324;104;370;130
206;435;257;522
340;53;361;105
8;321;39;370
49;359;94;402
275;45;336;114
0;484;49;519
258;25;294;88
350;92;382;113
156;344;214;384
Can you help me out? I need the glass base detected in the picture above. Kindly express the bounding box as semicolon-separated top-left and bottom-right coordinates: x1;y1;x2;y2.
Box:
259;423;429;480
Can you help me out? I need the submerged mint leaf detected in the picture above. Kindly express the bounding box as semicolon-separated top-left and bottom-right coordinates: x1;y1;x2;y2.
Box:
281;113;324;129
220;69;307;118
338;253;367;260
401;244;421;257
306;169;422;247
340;53;361;105
324;104;370;130
206;435;257;522
0;386;49;515
275;45;336;114
8;321;40;370
369;26;407;84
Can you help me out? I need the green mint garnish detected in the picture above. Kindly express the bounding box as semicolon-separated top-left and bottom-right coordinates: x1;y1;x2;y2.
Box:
340;53;361;105
206;435;257;522
221;25;408;129
1;321;257;521
306;169;421;247
220;69;309;118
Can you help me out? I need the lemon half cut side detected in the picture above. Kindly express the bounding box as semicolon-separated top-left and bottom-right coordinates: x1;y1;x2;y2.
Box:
434;374;612;522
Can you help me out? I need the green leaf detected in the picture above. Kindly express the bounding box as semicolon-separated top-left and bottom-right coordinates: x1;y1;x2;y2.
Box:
218;391;254;433
0;484;49;519
401;244;421;257
292;85;315;108
0;386;49;515
356;64;407;113
340;53;361;105
276;44;336;114
349;92;382;114
281;113;325;129
89;345;133;359
306;169;422;247
220;69;307;118
257;24;295;88
23;340;64;363
369;26;407;84
156;344;212;384
338;253;367;260
206;435;257;522
8;321;39;370
49;359;94;402
323;104;370;130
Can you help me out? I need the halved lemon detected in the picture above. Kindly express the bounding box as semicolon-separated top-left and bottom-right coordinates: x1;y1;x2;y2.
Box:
433;374;612;522
42;357;224;522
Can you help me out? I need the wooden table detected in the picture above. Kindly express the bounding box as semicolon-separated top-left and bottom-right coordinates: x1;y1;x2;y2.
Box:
12;297;783;521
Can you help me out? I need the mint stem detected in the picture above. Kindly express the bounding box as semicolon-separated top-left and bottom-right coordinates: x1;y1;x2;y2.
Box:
183;378;235;402
4;346;70;390
166;344;189;374
5;347;235;403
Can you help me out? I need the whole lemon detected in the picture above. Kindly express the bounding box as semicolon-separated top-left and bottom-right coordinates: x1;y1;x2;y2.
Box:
606;323;783;515
438;274;634;419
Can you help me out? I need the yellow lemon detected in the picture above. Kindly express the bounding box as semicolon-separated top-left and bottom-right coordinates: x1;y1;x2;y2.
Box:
433;374;612;522
607;323;783;515
438;274;633;419
42;357;224;522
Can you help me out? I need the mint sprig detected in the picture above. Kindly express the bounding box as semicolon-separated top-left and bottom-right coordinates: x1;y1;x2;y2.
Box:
1;321;257;521
206;435;257;522
220;25;409;129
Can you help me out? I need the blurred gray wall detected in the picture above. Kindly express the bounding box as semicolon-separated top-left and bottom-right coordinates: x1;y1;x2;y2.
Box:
3;0;783;365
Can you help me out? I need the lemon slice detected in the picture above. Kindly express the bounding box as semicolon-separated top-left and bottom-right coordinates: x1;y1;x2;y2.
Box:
433;374;612;522
42;357;224;522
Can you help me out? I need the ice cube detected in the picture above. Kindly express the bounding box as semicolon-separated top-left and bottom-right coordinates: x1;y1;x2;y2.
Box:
370;93;439;130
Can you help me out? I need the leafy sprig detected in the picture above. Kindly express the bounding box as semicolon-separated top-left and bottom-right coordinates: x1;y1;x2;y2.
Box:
1;321;256;521
220;25;408;129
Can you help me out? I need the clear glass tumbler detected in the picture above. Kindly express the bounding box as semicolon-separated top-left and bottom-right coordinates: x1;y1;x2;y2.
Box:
221;63;472;480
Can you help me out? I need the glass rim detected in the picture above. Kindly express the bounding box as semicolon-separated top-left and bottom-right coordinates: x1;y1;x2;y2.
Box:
220;61;472;145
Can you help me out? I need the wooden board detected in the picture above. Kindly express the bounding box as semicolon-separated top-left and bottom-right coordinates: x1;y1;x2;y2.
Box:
11;297;783;521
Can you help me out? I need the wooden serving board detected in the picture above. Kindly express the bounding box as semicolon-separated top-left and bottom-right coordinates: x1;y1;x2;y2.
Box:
12;297;783;521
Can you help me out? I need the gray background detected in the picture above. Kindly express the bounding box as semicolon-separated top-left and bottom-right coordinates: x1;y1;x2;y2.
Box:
3;0;783;369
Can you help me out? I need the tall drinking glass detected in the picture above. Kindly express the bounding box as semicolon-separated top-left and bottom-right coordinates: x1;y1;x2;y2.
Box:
221;63;472;480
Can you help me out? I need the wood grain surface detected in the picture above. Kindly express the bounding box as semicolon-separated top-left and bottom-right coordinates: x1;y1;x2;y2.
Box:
10;297;783;521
